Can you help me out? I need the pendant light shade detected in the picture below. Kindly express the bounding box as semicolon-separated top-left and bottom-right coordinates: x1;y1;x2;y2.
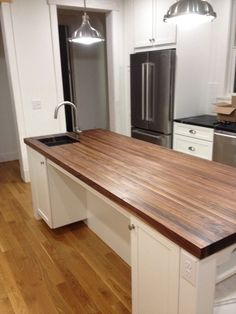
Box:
68;0;105;45
164;0;216;25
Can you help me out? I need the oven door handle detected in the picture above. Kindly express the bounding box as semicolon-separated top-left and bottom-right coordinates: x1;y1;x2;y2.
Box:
214;131;236;139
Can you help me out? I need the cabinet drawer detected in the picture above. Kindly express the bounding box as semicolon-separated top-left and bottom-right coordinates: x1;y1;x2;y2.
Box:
174;122;214;142
173;134;213;160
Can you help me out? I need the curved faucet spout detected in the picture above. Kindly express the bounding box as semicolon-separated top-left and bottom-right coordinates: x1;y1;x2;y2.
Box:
54;101;81;134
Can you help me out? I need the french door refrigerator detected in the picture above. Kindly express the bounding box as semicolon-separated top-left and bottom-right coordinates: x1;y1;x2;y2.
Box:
130;49;176;148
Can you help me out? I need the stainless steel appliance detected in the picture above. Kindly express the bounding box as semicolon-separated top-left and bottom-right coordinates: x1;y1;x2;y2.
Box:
213;130;236;167
130;49;176;148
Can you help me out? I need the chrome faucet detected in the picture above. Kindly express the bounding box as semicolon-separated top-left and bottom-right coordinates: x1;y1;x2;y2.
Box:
54;101;81;133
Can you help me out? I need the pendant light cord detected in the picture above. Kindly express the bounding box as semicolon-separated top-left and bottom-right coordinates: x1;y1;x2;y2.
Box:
84;0;86;13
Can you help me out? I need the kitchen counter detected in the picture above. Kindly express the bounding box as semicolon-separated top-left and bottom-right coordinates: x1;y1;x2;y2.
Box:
24;129;236;259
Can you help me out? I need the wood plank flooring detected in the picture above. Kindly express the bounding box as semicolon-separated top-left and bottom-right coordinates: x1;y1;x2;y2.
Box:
0;161;131;314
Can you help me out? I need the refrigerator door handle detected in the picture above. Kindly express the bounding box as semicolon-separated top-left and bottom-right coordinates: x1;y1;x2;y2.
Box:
146;63;149;121
146;63;155;122
150;63;155;122
141;63;146;121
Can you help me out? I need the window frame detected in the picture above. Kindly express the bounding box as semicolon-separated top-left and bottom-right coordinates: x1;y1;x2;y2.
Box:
228;0;236;94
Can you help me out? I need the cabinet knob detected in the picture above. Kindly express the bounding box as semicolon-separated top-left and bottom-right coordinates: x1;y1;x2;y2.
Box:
189;129;196;134
188;146;196;152
128;224;135;231
40;161;45;165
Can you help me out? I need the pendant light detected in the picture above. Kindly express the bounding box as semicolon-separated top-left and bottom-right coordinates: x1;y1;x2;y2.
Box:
164;0;217;26
68;0;105;45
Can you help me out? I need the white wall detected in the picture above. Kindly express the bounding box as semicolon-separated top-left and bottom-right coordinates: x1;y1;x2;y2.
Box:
173;0;232;118
58;10;109;130
1;0;66;181
174;22;212;118
0;26;18;162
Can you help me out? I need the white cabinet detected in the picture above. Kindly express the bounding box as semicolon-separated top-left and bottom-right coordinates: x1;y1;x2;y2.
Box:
133;0;176;49
27;147;52;225
27;148;87;229
133;0;153;48
173;122;214;160
131;217;180;314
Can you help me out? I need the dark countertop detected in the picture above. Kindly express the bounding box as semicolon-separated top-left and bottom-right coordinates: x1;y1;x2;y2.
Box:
175;114;236;133
25;129;236;259
174;115;218;128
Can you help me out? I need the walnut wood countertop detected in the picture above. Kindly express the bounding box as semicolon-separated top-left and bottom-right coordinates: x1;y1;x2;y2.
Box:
24;129;236;259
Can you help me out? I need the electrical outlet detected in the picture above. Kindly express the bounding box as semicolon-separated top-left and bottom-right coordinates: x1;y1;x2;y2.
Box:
32;99;42;110
180;251;197;286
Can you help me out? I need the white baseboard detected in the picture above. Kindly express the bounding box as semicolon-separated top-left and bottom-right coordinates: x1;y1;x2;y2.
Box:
0;151;18;162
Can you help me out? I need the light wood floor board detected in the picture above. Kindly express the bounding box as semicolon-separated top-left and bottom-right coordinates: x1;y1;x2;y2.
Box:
0;161;131;314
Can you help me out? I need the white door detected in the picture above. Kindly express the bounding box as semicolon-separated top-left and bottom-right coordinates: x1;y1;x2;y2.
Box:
131;217;180;314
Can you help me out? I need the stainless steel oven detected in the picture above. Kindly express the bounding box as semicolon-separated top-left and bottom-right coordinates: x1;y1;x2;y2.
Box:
213;130;236;167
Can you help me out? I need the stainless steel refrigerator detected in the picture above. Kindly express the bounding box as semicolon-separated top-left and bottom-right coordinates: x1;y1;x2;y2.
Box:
130;49;176;148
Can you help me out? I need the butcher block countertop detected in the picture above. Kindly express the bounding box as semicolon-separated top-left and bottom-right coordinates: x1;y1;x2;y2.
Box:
24;129;236;259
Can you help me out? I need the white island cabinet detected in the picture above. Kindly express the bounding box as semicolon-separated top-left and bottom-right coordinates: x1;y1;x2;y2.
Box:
133;0;176;49
27;147;87;228
27;147;52;224
26;141;236;314
131;217;180;314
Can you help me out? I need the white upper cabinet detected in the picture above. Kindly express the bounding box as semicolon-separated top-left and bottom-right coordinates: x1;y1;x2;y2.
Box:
133;0;176;49
133;0;154;48
154;0;176;45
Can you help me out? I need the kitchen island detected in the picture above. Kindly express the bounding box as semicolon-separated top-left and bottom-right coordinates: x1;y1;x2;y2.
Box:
25;129;236;314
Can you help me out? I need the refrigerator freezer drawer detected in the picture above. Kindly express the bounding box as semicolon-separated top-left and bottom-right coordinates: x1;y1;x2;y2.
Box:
131;128;172;148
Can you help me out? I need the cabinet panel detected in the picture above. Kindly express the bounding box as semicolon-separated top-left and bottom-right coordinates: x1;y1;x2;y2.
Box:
133;0;154;48
154;0;176;45
27;147;52;226
47;163;87;229
131;217;180;314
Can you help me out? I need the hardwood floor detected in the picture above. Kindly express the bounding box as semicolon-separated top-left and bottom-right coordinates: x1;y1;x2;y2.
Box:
0;161;131;314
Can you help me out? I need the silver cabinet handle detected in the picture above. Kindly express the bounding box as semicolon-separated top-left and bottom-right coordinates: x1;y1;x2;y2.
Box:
189;129;196;134
128;224;135;231
188;146;196;152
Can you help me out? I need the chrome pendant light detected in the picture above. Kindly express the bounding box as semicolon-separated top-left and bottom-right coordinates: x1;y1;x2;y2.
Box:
164;0;217;25
68;0;105;45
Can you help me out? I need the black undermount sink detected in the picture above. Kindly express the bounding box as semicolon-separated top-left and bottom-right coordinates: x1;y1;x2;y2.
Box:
38;135;79;147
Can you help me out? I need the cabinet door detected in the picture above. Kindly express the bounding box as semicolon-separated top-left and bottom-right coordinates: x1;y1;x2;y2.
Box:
131;217;180;314
27;147;52;226
133;0;154;48
154;0;176;45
